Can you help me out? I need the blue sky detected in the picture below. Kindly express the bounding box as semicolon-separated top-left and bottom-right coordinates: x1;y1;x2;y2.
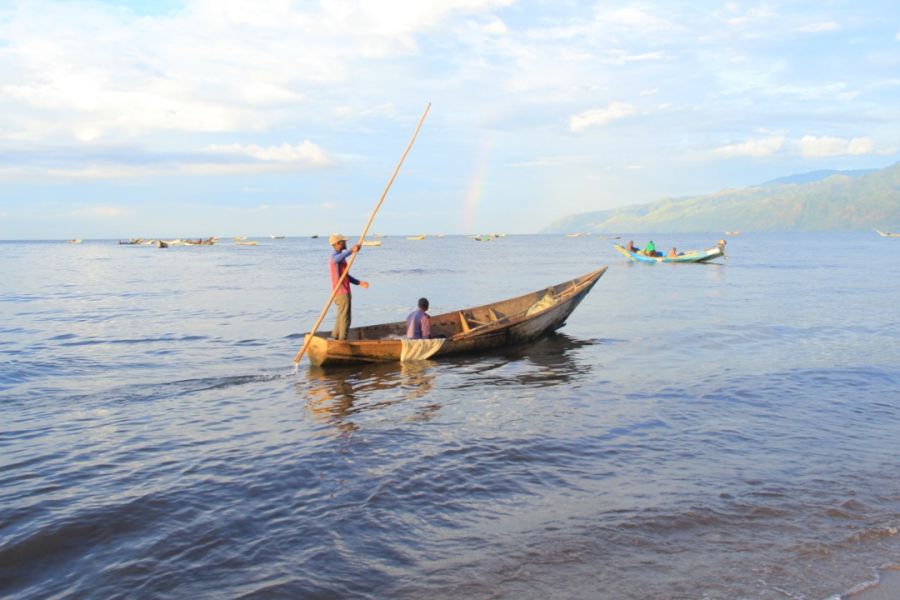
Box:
1;0;898;238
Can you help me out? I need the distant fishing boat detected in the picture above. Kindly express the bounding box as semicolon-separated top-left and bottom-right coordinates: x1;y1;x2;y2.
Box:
725;230;741;236
301;267;607;367
874;228;900;238
119;238;144;245
311;235;319;239
615;241;727;263
472;234;494;242
68;239;82;244
234;236;247;241
157;239;198;247
362;240;382;247
236;241;258;246
566;233;585;238
183;237;216;246
270;235;285;239
407;235;426;240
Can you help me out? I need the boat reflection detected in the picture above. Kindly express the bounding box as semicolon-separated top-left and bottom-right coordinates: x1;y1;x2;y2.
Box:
439;332;594;389
300;333;594;432
302;360;439;433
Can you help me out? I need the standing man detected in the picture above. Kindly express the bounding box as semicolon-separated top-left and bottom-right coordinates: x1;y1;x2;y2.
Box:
328;234;369;340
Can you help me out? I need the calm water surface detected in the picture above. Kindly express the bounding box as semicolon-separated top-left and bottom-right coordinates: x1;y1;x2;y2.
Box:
1;233;899;599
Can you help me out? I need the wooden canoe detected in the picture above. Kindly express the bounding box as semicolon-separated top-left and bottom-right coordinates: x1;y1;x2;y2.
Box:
303;266;607;367
874;228;900;238
614;242;726;263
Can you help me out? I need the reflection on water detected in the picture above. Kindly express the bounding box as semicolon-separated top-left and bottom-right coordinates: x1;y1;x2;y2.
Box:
300;333;592;431
444;333;594;390
302;360;438;432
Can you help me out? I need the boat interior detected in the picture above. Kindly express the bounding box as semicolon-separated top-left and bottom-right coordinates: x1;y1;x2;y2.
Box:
316;269;604;342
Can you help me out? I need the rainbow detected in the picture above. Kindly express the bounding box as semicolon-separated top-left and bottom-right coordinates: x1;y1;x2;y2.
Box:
462;136;494;233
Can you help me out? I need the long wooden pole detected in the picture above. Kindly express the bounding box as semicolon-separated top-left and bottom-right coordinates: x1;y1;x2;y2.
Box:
293;102;431;365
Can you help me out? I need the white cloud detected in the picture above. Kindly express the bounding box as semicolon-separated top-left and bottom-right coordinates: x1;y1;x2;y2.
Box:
724;5;777;28
205;141;333;167
481;16;510;35
0;139;335;181
508;154;594;168
710;135;786;157
320;0;515;36
601;7;672;31
71;205;127;218
604;49;668;66
795;135;875;157
708;135;886;159
798;21;841;33
0;0;513;143
42;166;152;179
569;102;637;132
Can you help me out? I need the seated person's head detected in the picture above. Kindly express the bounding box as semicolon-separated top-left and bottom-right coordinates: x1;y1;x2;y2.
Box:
418;297;429;311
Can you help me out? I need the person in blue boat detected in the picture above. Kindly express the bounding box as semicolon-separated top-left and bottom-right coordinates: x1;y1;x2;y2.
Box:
626;240;640;253
643;240;657;256
329;233;369;340
406;297;432;339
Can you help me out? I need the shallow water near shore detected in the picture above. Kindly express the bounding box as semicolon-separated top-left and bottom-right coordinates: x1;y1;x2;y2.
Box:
2;233;899;599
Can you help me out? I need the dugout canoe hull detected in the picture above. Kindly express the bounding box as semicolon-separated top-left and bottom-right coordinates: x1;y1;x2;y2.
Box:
614;243;726;263
302;266;607;367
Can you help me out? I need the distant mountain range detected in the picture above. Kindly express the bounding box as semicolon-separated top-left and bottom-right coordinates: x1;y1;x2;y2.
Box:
544;162;900;233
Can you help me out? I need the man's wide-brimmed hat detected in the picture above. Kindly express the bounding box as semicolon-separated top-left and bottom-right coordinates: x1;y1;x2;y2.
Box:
328;233;348;245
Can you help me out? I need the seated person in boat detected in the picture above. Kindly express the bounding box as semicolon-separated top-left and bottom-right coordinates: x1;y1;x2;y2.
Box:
626;240;640;253
668;247;679;258
406;298;432;339
643;240;658;256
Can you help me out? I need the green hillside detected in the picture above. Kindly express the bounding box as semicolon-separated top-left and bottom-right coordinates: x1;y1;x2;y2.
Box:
544;162;900;233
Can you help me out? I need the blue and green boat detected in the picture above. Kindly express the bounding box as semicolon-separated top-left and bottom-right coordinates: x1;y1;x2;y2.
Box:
614;241;727;263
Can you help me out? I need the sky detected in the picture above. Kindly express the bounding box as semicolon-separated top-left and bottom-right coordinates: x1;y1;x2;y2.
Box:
1;0;899;238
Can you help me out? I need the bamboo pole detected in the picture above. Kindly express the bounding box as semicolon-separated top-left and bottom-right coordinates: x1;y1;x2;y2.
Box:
293;102;431;365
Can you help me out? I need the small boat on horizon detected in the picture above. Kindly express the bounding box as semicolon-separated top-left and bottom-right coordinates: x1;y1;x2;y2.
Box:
236;241;258;246
407;235;426;240
271;235;285;239
300;267;607;367
362;240;382;247
68;239;82;244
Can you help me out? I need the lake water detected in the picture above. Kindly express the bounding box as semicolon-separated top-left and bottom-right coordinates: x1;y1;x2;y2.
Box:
1;233;899;599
